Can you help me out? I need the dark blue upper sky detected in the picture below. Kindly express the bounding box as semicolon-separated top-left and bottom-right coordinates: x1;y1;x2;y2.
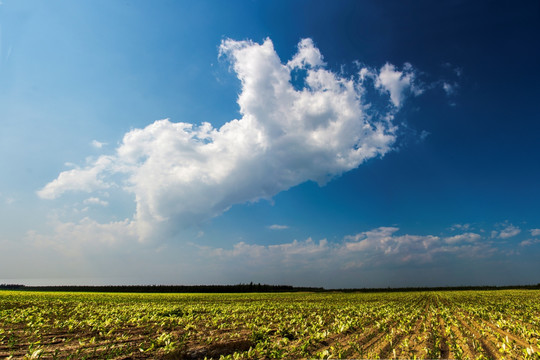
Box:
1;0;539;287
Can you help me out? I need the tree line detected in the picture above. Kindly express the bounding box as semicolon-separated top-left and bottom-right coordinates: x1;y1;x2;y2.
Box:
0;283;324;293
1;283;539;293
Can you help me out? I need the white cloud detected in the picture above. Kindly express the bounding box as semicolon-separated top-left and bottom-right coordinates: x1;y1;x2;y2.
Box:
287;38;326;69
493;224;521;239
358;67;370;82
520;239;540;247
530;229;540;237
343;227;441;263
442;82;458;96
91;140;106;149
268;224;289;230
450;223;471;231
208;238;328;260
38;38;422;242
83;197;109;207
202;226;497;271
375;63;422;108
26;217;137;257
37;156;113;200
444;232;481;244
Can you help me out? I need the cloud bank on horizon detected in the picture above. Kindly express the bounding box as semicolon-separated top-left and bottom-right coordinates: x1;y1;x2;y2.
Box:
203;226;495;270
37;38;424;242
192;222;533;288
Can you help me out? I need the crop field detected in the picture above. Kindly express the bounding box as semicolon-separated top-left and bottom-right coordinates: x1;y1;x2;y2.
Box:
0;290;539;359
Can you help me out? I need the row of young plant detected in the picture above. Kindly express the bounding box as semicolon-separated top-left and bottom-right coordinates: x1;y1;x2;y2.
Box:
1;290;539;359
439;291;540;359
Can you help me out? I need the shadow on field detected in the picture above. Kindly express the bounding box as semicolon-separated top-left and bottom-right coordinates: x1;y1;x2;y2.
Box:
161;339;254;360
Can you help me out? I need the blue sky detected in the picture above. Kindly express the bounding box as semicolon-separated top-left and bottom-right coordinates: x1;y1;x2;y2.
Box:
1;0;539;288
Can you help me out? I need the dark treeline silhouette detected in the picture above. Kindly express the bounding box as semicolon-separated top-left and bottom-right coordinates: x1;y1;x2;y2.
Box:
1;283;539;293
0;284;26;290
0;283;324;293
329;284;540;293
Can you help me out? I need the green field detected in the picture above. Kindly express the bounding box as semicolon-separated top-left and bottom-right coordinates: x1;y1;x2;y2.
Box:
1;290;539;359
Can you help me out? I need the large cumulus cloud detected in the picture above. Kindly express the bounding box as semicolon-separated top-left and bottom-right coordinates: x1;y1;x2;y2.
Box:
38;38;420;241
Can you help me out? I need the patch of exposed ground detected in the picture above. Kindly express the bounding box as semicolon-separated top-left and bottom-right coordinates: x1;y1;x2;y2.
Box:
166;339;254;360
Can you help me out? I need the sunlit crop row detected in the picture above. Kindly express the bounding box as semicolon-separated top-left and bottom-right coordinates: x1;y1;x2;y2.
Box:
1;290;539;359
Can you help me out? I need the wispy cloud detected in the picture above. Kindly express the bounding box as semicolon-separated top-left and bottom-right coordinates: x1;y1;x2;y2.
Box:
201;226;498;272
26;217;137;258
520;239;540;247
91;140;106;149
444;232;481;244
442;82;458;96
374;63;422;108
83;197;109;207
450;223;471;231
268;224;289;230
492;223;521;239
37;156;113;200
530;229;540;237
419;130;430;141
206;238;328;260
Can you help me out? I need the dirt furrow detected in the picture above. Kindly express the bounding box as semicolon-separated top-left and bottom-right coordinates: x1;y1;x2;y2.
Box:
478;317;540;353
307;316;396;359
437;313;452;359
454;311;501;359
445;319;477;359
403;297;435;359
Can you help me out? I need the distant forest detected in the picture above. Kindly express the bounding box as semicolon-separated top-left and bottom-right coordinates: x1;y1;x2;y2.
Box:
0;283;323;293
1;282;539;293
